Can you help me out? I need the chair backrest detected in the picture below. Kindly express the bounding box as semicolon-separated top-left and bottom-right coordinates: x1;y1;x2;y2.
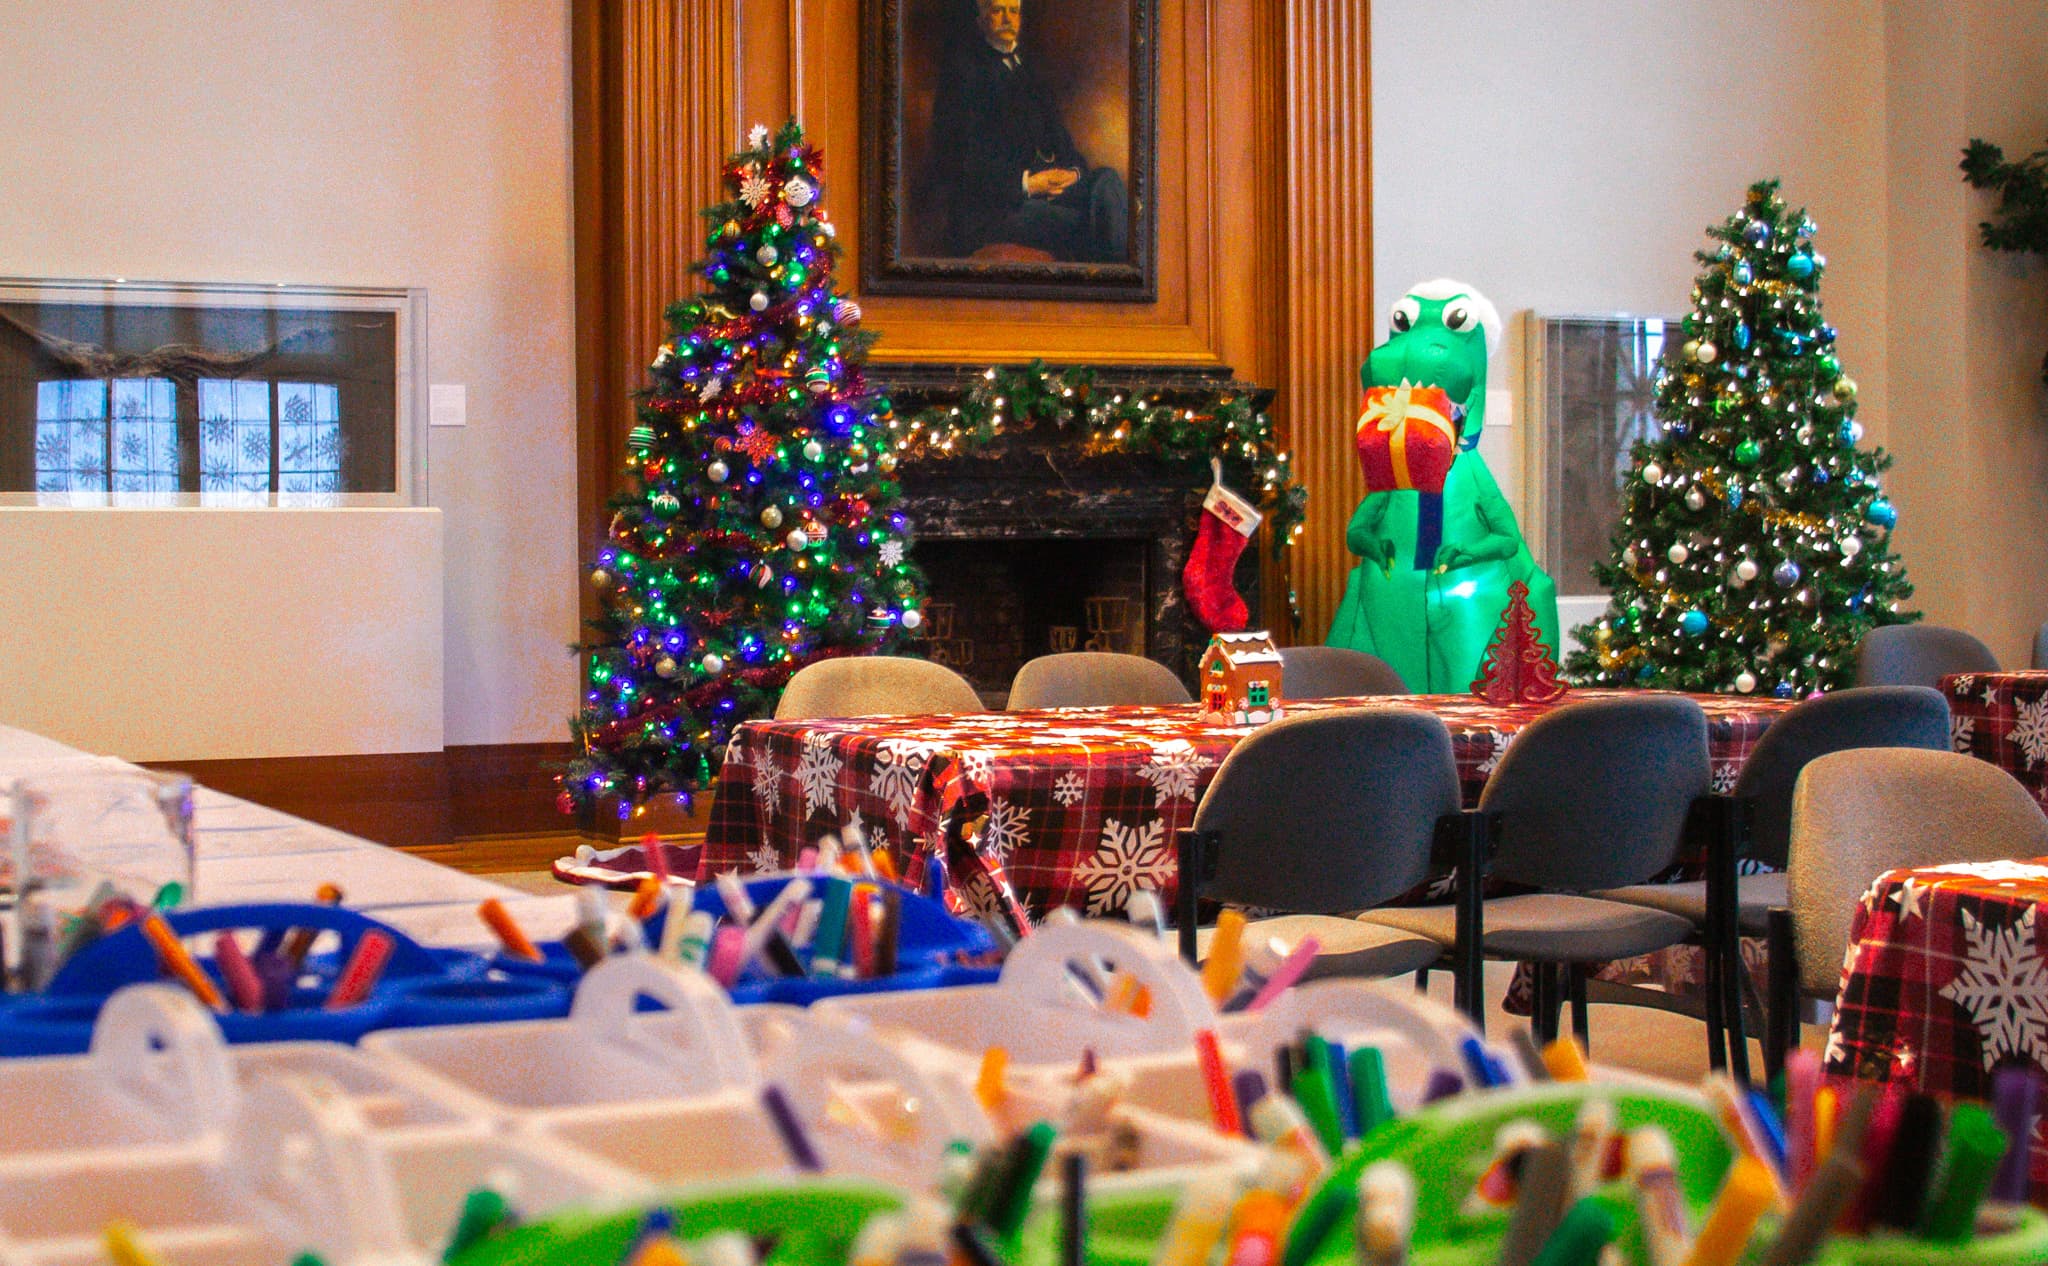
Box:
1789;747;2048;995
774;656;984;720
1854;624;1998;689
1278;645;1410;699
2034;620;2048;669
1478;695;1711;891
1006;652;1193;710
1731;685;1952;868
1192;708;1462;914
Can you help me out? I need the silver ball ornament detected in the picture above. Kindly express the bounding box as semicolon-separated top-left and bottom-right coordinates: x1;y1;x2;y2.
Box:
701;653;725;674
1667;542;1689;565
901;609;923;631
1841;535;1863;558
802;439;825;461
1695;341;1718;364
1735;671;1757;694
1734;558;1760;583
1642;461;1665;484
1772;560;1802;588
1685;487;1706;511
786;528;809;551
749;291;769;312
756;244;779;265
706;459;730;483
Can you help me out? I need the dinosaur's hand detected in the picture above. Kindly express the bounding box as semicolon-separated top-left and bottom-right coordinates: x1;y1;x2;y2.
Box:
1348;525;1393;567
1433;536;1517;573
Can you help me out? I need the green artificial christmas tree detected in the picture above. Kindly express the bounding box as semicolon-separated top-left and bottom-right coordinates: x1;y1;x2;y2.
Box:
1567;180;1915;697
562;119;925;817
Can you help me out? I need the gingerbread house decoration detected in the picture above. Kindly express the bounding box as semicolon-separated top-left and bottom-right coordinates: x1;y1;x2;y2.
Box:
1200;630;1285;726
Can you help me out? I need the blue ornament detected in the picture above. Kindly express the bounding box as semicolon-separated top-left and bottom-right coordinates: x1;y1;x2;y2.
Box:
1734;323;1751;350
1849;589;1868;612
1733;261;1754;286
1818;324;1838;343
1773;560;1802;588
1680;610;1709;637
1726;484;1743;509
1867;498;1897;529
1773;682;1797;699
1787;251;1815;280
1745;222;1770;246
1812;467;1830;486
1636;664;1657;683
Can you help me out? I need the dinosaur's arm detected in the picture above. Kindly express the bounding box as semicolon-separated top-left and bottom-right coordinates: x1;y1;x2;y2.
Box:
1345;494;1394;566
1434;463;1526;571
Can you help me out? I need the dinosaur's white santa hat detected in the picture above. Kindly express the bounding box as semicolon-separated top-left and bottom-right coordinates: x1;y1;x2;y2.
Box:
1404;279;1502;357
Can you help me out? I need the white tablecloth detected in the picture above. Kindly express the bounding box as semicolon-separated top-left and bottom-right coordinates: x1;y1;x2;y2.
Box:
0;725;578;949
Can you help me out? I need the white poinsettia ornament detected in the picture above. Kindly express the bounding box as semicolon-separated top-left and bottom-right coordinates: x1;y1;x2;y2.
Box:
738;167;771;208
747;123;769;149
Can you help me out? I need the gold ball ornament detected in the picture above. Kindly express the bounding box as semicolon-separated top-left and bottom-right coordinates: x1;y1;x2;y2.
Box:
760;505;784;529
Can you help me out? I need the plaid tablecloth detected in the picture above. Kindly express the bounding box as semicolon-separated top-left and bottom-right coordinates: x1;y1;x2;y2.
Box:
1825;856;2048;1200
1945;671;2048;809
699;690;1789;932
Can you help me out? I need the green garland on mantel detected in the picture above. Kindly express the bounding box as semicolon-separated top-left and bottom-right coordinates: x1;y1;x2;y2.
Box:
881;360;1309;560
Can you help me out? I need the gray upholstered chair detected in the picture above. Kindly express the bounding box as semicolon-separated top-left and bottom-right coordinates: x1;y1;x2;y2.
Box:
775;656;984;719
1174;708;1456;988
1361;695;1711;1038
1277;645;1410;699
1007;652;1193;709
1765;747;2048;1077
1854;623;1997;688
1594;685;1952;1077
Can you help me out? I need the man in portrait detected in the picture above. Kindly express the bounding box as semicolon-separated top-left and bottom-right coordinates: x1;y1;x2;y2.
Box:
928;0;1130;263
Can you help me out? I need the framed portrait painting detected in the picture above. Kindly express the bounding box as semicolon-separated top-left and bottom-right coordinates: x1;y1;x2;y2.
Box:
861;0;1157;302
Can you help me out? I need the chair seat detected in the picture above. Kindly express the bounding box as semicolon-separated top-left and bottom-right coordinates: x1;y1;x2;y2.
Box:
1196;913;1442;981
1592;872;1790;936
1359;894;1695;962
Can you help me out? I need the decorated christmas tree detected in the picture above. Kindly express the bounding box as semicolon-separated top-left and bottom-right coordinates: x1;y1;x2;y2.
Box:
561;119;925;817
1567;180;1915;697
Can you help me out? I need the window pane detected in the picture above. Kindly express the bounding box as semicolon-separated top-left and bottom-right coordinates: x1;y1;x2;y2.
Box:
198;378;272;493
278;381;342;494
34;379;109;493
109;378;178;493
1541;317;1672;596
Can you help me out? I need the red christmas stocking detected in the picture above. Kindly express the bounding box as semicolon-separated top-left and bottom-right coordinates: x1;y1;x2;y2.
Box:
1183;461;1263;633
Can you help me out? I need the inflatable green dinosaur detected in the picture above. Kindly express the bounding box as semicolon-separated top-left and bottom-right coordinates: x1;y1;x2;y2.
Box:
1326;280;1560;692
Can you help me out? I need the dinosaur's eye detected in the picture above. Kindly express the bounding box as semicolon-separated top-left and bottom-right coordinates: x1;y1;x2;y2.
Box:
1390;297;1420;333
1443;302;1474;332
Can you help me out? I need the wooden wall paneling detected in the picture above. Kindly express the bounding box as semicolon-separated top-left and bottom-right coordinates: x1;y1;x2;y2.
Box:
1280;0;1372;644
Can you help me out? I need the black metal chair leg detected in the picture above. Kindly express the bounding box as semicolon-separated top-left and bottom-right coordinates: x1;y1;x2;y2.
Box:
1724;933;1753;1084
1415;965;1431;994
1765;907;1797;1083
1528;961;1551;1045
1703;926;1729;1072
1569;964;1590;1053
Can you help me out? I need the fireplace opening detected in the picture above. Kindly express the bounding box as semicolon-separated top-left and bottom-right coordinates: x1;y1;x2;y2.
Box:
916;537;1151;707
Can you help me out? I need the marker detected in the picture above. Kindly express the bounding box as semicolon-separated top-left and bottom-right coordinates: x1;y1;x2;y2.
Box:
1460;1035;1512;1088
1060;1153;1087;1266
1627;1127;1692;1266
706;924;747;987
1848;1084;1905;1232
214;931;266;1014
477;898;545;962
761;1083;823;1171
870;848;899;883
441;1187;510;1262
1497;1140;1570;1266
627;875;664;923
574;886;610;945
1127;889;1166;939
325;929;393;1009
977;1047;1010;1116
282;882;345;967
1758;1145;1863;1266
1511;1029;1553;1082
1244;936;1320;1012
18;896;54;991
948;1222;1006;1266
797;845;819;871
1151;1172;1235;1266
1701;1075;1789;1203
670;910;714;969
639;831;672;883
1873;1092;1943;1232
1992;1064;2039;1202
715;871;759;923
1349;1046;1396;1136
140;913;225;1011
1224;937;1289;1011
656;886;695;960
1326;1041;1357;1139
1292;1041;1345;1157
987;1121;1059;1240
1681;1155;1774;1266
1195;1029;1240;1135
254;950;295;1011
1354;1159;1415;1266
1784;1048;1822;1189
1421;1068;1464;1103
1528;1196;1616;1266
849;886;877;977
1744;1085;1791;1178
1541;1036;1590;1082
809;882;853;978
1923;1101;2007;1242
874;886;902;977
1567;1099;1615;1202
1224;1190;1288;1266
1812;1086;1839;1165
1248;1094;1331;1185
1202;910;1247;1005
1463;1121;1549;1216
561;925;607;969
1233;1069;1269;1132
102;1220;167;1266
739;877;812;970
925;854;947;903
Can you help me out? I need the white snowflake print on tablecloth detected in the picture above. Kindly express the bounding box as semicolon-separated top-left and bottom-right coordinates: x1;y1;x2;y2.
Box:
1952;714;1975;753
841;806;869;849
1939;905;2048;1070
1953;674;1977;695
977;797;1030;863
739;168;771;208
1475;730;1512;776
746;842;783;874
1072;817;1172;915
2013;695;2048;767
958;749;994;790
879;539;905;568
1711;763;1739;794
1052;772;1086;806
869;738;940;832
959;869;1010;922
794;732;843;815
1137;740;1214;806
752;757;782;814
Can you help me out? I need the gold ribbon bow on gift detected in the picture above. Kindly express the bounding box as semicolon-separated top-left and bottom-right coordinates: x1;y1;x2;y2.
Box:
1358;381;1459;491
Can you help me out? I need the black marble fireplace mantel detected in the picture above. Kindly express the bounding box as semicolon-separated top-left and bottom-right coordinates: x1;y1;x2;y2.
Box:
871;363;1270;703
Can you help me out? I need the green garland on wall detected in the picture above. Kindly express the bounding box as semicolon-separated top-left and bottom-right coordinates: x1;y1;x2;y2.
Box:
882;360;1309;560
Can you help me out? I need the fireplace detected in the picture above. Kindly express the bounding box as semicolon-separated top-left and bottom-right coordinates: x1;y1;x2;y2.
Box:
880;364;1267;708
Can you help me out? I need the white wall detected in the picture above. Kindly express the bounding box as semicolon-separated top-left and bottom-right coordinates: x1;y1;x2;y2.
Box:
1372;0;1893;619
0;0;577;757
